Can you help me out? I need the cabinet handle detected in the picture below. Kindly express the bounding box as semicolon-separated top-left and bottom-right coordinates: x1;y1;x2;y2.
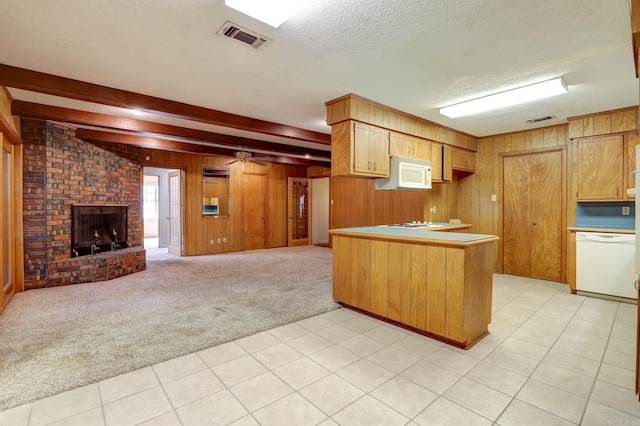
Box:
373;162;377;171
635;278;639;292
368;161;371;170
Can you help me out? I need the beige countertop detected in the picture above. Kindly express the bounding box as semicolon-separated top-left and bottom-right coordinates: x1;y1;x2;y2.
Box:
567;226;635;234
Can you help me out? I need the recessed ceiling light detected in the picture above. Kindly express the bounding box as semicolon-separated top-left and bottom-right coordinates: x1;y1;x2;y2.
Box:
440;77;568;119
225;0;303;28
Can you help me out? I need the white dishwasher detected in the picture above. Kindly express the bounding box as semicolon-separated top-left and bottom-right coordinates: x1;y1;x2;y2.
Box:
576;232;637;300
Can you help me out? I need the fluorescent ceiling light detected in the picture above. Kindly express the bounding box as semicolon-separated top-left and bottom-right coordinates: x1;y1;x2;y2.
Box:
225;0;303;28
440;77;568;119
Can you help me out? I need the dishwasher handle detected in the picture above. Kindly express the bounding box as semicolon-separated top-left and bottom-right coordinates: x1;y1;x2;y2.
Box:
576;232;635;243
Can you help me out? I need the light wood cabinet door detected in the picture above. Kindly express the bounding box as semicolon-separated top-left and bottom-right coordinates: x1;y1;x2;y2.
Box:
353;122;390;177
442;144;453;182
451;147;476;172
626;132;640;192
576;135;624;200
389;132;431;160
431;143;443;182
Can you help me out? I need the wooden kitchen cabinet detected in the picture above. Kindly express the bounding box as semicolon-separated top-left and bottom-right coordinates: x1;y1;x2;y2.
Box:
442;144;453;182
626;132;640;192
331;120;390;177
389;132;431;160
330;229;498;349
576;135;625;200
430;143;443;182
451;147;477;172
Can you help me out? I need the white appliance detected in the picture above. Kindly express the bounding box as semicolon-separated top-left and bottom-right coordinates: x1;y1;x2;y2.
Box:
576;232;637;300
375;156;432;191
636;145;640;274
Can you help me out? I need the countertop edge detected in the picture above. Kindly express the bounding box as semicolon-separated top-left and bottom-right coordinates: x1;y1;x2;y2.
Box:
567;227;635;234
329;229;499;247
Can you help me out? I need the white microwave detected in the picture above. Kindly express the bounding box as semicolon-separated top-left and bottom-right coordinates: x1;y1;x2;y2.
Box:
375;156;432;191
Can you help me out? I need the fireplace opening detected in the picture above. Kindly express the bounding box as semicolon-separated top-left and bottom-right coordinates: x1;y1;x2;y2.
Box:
72;205;128;257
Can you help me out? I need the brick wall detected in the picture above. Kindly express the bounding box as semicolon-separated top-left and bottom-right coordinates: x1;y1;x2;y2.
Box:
21;119;145;289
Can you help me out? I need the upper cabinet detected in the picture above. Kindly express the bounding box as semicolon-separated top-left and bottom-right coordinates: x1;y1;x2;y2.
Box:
326;94;479;181
389;132;431;160
331;120;390;178
575;134;631;201
451;147;477;173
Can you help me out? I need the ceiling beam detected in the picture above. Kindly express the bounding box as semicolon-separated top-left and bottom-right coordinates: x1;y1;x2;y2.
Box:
12;101;331;160
633;0;640;77
76;129;329;167
0;63;331;145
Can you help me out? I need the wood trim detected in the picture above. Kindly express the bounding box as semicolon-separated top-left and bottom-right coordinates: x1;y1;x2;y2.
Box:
0;63;331;145
0;113;21;145
632;0;640;77
13;101;331;161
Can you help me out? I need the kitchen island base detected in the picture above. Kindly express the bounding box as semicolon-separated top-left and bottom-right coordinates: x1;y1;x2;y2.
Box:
331;228;498;350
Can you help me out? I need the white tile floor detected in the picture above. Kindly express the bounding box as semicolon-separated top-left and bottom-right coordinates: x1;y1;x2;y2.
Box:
1;274;638;425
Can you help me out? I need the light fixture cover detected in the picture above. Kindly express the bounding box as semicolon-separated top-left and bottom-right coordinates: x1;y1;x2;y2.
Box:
225;0;303;28
440;77;568;119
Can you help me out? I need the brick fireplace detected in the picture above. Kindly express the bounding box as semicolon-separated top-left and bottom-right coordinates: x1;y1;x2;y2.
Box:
22;119;145;289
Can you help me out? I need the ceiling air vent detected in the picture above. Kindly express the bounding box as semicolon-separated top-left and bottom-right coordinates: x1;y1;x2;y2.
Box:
217;21;271;50
525;115;556;123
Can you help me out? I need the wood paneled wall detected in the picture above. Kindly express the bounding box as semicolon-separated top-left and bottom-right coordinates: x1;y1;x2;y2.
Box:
141;149;306;255
568;107;637;139
442;124;571;272
329;176;430;231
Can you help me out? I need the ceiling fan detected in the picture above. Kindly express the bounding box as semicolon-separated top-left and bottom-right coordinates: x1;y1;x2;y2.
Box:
226;148;270;166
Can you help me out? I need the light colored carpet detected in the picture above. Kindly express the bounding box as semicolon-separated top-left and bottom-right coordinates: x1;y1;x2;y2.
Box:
0;245;338;411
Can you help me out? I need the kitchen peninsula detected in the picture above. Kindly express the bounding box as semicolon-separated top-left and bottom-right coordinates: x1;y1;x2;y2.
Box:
330;225;498;349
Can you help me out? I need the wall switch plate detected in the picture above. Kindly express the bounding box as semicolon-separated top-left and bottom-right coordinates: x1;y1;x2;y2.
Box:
430;206;436;214
491;194;497;202
223;237;227;243
622;206;630;215
217;238;221;243
210;239;214;245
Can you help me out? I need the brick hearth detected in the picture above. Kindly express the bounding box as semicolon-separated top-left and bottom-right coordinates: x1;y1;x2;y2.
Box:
21;119;145;289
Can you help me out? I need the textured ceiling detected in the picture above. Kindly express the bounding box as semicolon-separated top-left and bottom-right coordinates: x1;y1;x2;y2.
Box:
0;0;637;146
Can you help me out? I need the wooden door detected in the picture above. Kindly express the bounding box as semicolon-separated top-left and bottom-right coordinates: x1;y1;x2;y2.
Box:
502;148;565;282
1;137;15;309
288;177;311;247
503;154;532;276
167;171;183;256
243;172;266;250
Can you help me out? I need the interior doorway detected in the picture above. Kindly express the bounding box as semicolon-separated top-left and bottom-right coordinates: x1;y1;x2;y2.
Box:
143;167;181;255
311;177;329;246
288;177;311;247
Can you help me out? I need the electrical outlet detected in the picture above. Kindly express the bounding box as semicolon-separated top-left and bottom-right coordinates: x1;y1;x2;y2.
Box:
491;194;497;202
622;206;630;215
222;237;227;243
217;238;221;243
430;206;436;214
210;239;214;245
